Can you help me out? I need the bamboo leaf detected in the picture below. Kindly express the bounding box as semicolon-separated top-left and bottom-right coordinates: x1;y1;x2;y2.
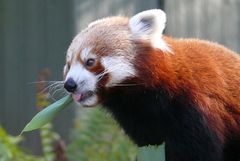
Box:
21;95;73;134
137;143;165;161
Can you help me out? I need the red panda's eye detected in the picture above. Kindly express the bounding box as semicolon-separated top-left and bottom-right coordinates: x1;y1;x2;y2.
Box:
85;58;96;67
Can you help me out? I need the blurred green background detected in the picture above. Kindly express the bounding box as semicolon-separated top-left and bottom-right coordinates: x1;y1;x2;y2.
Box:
0;0;240;160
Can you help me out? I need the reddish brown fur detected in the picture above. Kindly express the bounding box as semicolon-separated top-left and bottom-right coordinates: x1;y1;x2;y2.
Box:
133;36;240;144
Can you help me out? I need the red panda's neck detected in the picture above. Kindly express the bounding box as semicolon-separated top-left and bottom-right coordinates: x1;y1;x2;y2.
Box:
133;39;180;95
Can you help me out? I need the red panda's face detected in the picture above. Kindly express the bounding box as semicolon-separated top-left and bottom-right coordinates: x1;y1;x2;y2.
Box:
63;9;170;107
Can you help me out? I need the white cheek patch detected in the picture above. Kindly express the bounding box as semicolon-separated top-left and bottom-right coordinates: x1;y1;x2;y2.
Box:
101;56;136;87
65;63;97;93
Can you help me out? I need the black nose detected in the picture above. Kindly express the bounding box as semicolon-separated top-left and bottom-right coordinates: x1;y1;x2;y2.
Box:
64;78;77;93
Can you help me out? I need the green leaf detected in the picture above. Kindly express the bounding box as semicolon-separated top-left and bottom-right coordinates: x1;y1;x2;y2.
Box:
21;95;73;134
137;143;165;161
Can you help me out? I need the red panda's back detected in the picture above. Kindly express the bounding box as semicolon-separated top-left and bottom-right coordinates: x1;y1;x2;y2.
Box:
164;37;240;140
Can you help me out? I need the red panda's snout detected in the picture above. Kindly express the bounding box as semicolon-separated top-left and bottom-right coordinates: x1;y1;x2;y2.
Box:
63;47;137;107
64;61;99;107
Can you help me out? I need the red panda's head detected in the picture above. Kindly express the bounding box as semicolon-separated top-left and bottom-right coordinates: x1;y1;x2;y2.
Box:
63;9;171;107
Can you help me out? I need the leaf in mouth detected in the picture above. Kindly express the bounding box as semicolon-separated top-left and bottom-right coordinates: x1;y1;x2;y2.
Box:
21;95;73;134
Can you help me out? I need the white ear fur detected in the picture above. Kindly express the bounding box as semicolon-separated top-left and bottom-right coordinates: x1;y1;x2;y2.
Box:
129;9;170;52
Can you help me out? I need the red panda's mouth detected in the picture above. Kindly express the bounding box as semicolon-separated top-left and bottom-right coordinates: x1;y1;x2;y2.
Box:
72;91;95;102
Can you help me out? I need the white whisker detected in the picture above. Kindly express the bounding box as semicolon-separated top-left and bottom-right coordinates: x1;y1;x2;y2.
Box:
38;81;64;94
97;64;124;80
59;90;68;97
97;63;137;83
28;80;64;85
49;83;64;94
51;87;65;98
111;83;145;87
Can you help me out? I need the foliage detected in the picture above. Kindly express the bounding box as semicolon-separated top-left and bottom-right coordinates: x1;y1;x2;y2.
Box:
0;127;44;161
40;123;60;161
66;107;137;161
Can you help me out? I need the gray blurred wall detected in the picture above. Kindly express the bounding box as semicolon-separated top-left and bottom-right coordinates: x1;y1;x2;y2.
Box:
0;0;75;154
73;0;161;32
165;0;240;53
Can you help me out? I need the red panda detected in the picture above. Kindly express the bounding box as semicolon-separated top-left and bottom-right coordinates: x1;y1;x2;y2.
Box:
63;9;240;161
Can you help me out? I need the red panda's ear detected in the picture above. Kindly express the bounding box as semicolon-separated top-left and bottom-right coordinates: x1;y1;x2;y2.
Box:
129;9;170;51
